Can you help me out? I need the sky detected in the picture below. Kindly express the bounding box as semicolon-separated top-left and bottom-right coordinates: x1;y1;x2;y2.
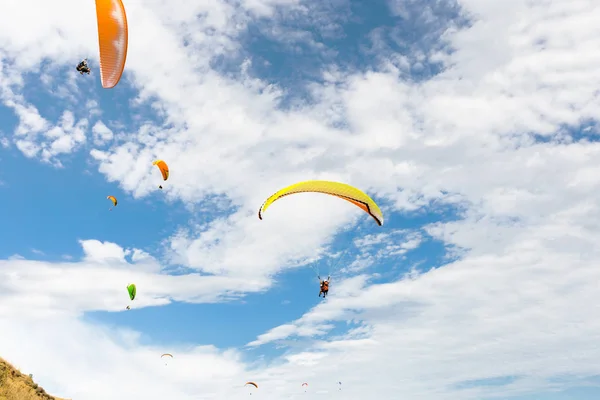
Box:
0;0;600;399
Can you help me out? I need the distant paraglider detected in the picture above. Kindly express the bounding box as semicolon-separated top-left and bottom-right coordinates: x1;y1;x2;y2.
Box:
126;283;136;310
153;160;169;189
302;382;308;392
161;353;173;366
319;276;330;298
107;195;117;210
245;381;258;395
76;59;91;75
95;0;128;88
127;284;136;300
258;180;384;226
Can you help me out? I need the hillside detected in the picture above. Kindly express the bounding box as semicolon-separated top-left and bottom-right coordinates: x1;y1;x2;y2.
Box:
0;358;66;400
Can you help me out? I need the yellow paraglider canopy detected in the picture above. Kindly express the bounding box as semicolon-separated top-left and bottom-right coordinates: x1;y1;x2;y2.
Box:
107;195;117;206
107;195;117;211
258;180;384;226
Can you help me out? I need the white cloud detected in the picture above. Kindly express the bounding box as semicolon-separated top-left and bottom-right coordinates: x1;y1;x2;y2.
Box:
245;242;600;398
2;91;87;164
0;240;270;319
350;229;423;272
0;316;250;400
81;239;129;263
91;120;113;146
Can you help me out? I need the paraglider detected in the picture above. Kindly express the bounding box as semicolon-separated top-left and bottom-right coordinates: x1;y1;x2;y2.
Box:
76;59;90;75
127;284;136;300
126;283;136;310
107;195;117;210
153;160;169;189
245;382;258;395
161;353;173;366
95;0;128;88
258;180;384;226
338;381;342;390
302;382;308;392
318;275;330;298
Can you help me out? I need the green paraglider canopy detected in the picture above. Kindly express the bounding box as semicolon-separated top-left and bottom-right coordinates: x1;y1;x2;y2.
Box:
127;284;136;301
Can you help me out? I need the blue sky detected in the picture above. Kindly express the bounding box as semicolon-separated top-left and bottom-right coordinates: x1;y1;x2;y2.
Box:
1;0;600;399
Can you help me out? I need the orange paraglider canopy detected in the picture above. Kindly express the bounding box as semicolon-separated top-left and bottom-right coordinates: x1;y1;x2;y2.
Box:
153;160;169;181
95;0;128;88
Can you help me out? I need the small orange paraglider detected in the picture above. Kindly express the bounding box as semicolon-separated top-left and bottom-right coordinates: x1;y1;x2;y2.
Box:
153;160;169;189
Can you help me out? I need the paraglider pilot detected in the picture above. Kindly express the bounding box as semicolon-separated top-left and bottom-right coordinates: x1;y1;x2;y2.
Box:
318;276;330;298
76;59;90;75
